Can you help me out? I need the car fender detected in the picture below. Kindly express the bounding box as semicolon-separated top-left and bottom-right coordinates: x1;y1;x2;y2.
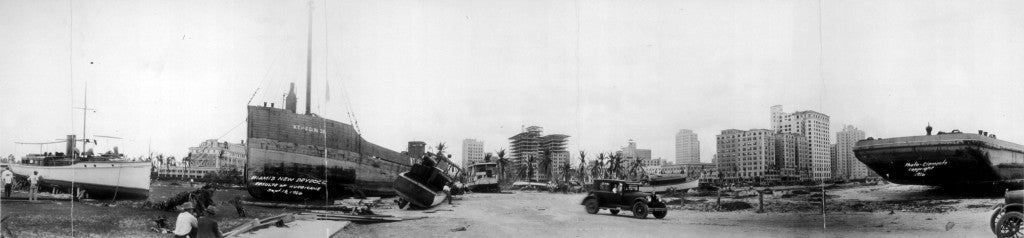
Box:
631;197;649;205
581;195;598;205
1005;203;1024;213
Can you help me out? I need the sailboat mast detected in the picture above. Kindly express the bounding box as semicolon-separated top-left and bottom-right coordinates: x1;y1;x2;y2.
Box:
81;82;88;156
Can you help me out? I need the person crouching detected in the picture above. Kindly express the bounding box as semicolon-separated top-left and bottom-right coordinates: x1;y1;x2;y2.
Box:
173;202;199;238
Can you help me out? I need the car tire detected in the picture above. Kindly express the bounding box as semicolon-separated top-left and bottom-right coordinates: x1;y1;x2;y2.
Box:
610;210;619;215
652;204;667;219
584;199;599;214
996;211;1024;238
992;206;1005;235
632;202;649;219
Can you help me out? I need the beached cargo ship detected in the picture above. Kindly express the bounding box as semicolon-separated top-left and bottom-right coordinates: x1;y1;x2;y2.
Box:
243;4;412;201
854;128;1024;187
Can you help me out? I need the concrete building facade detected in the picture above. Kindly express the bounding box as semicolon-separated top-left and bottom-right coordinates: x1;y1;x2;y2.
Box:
675;129;700;164
462;139;485;167
771;105;831;181
715;129;777;183
835;125;869;180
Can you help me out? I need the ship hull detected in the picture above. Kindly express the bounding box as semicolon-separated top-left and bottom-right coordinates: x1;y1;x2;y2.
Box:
245;106;411;201
467;178;500;193
854;134;1024;187
3;162;152;199
641;175;700;194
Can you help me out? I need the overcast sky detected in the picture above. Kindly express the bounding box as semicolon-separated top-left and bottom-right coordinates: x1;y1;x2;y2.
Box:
1;0;1022;166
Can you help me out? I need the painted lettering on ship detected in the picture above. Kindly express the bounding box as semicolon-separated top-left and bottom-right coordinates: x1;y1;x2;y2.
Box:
904;160;948;177
292;124;326;134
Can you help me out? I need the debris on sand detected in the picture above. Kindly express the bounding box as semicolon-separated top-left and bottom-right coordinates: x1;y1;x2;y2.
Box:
945;221;955;231
718;201;753;211
451;226;467;232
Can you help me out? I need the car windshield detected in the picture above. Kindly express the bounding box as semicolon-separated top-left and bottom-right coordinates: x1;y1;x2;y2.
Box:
624;184;639;192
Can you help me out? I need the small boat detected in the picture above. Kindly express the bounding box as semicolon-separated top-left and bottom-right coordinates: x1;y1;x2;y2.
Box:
393;152;461;209
639;174;700;194
465;162;500;193
5;136;152;199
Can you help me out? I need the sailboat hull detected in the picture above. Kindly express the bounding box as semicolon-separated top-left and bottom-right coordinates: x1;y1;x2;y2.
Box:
3;162;152;199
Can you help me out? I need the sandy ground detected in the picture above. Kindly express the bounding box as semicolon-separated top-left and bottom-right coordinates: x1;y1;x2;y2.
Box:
236;220;350;238
335;184;1004;238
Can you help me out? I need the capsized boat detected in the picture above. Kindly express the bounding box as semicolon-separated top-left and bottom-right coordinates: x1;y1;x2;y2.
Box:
393;153;461;209
854;128;1024;187
4;135;152;199
639;174;700;194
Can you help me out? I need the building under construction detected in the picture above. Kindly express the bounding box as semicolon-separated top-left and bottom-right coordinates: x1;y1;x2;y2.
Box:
508;126;570;182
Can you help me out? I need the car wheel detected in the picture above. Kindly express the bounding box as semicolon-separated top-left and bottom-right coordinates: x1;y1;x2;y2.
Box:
996;211;1024;238
992;207;1005;235
584;199;599;214
610;209;619;215
652;204;667;219
632;202;649;219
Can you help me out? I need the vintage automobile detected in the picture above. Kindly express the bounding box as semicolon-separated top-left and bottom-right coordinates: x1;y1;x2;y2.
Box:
991;189;1024;237
580;179;667;219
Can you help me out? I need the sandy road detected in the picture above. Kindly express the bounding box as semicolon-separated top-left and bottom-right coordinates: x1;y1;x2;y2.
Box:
335;191;997;238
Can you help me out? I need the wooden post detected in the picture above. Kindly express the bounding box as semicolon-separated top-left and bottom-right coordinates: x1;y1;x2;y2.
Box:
716;189;721;210
758;191;764;213
821;183;826;229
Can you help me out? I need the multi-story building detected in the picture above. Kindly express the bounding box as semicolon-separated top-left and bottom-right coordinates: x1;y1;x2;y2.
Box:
835;125;869;180
715;129;777;183
461;139;485;167
158;139;247;179
774;133;809;183
675;129;700;164
771;105;831;181
407;141;426;160
508;126;570;182
617;139;652;162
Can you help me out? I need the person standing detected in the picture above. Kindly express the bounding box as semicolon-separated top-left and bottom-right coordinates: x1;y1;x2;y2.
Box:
195;208;223;238
231;196;246;218
1;167;13;198
173;202;199;238
28;171;40;201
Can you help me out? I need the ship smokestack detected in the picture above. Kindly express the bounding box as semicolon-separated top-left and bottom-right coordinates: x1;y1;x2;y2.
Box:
978;130;984;135
286;82;297;113
984;131;989;136
926;123;933;135
66;134;76;156
304;3;313;115
271;103;275;108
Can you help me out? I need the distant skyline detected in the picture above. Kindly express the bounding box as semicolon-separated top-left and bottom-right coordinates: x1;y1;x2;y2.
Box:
2;0;1022;165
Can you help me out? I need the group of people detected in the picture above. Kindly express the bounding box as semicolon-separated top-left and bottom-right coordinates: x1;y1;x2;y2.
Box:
171;201;222;238
1;167;42;201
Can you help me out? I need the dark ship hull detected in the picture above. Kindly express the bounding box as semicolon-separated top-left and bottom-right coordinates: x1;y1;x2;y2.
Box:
245;106;412;201
853;133;1024;187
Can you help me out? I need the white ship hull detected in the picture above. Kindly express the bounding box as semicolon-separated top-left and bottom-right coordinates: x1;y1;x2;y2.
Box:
2;162;152;199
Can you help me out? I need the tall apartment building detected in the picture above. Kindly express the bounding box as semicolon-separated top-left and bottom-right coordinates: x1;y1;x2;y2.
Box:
675;129;700;164
462;139;485;167
835;125;868;179
774;133;809;183
715;129;777;183
771;105;831;181
509;126;570;182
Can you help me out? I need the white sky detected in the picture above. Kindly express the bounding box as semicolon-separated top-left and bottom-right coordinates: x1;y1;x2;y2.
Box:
1;0;1022;167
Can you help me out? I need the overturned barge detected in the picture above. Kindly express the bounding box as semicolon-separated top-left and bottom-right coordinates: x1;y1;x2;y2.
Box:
854;128;1024;188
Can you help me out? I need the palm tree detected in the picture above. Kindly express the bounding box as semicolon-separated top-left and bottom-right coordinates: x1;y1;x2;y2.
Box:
592;153;605;179
526;155;535;182
496;149;508;184
539;149;553;182
577;151;587;184
607;154;623;180
627;158;646;181
560;162;572;185
483;152;493;163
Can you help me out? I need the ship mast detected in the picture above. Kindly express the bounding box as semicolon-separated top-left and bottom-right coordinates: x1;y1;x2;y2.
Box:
305;1;313;115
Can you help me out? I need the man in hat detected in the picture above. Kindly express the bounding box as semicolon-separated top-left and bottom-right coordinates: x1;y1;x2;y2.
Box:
173;202;198;238
28;171;40;201
1;167;13;198
195;207;223;238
